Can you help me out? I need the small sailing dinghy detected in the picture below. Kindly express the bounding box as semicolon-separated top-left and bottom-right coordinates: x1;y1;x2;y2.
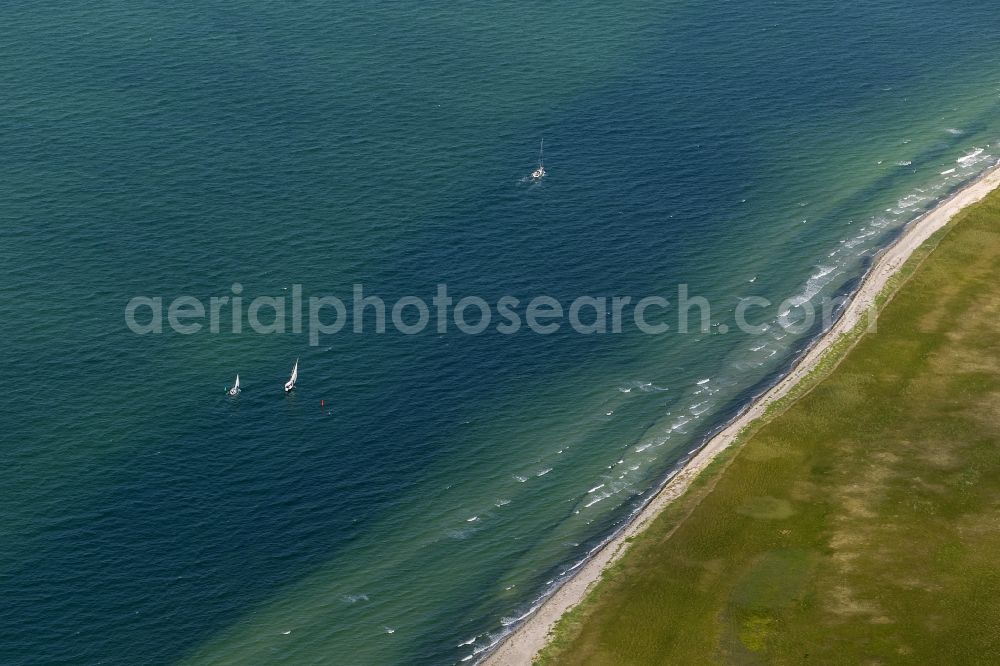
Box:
228;374;241;396
531;138;546;181
284;358;298;393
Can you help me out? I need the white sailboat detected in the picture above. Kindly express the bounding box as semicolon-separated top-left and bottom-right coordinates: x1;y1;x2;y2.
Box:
284;358;298;393
531;138;546;180
228;374;241;396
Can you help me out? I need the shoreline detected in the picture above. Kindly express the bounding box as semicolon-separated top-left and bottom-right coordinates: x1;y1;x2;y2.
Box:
482;161;1000;665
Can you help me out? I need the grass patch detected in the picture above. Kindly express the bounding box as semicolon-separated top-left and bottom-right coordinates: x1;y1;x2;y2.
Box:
538;190;1000;664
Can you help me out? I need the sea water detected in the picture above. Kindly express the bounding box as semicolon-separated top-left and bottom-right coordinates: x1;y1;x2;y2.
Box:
3;1;1000;663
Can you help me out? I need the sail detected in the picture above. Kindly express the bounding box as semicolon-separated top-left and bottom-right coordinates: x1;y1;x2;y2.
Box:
531;138;546;180
285;359;298;391
234;374;240;389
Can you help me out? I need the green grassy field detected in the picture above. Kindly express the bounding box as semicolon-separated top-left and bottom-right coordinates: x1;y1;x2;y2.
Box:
539;190;1000;664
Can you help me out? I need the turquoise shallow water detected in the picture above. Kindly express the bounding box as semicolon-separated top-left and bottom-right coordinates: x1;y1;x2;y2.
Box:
3;1;1000;664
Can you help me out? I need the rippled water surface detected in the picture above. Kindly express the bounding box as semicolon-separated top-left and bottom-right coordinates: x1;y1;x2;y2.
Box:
3;1;1000;663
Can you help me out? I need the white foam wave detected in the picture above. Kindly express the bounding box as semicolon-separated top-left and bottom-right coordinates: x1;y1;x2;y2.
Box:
897;193;927;210
690;400;712;416
563;555;589;574
501;603;542;627
619;380;669;393
958;148;985;165
777;264;839;324
342;593;369;604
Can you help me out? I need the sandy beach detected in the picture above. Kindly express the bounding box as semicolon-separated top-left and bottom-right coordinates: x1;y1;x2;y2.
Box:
482;162;1000;666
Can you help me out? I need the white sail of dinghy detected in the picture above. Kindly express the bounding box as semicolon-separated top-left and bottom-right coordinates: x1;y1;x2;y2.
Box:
531;138;546;180
229;374;241;396
284;359;298;393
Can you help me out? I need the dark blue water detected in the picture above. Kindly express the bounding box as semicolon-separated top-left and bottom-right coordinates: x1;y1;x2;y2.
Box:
3;1;1000;663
